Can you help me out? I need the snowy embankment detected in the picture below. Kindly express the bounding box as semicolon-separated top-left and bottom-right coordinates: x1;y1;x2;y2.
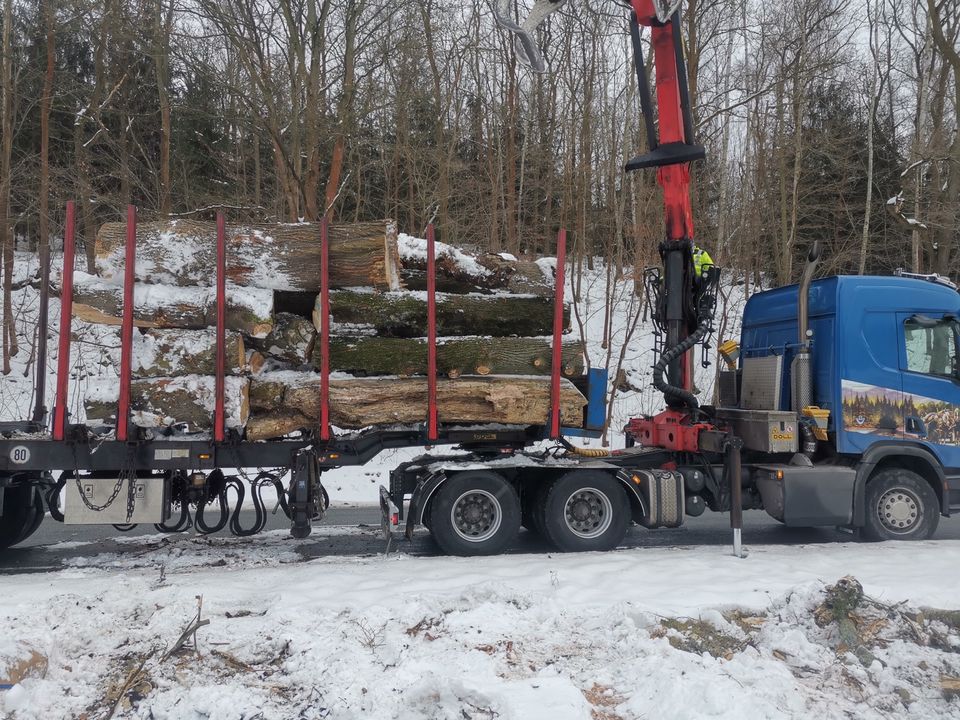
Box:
2;532;960;719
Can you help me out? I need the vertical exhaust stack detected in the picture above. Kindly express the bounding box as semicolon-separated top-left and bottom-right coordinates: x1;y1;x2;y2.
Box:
791;242;821;414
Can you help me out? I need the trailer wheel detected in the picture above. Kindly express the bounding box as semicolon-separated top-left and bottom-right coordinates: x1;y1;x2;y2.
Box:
541;471;629;552
0;482;45;550
428;471;520;556
862;468;939;541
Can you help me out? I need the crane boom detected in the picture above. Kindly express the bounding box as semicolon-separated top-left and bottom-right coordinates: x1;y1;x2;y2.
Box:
494;0;717;451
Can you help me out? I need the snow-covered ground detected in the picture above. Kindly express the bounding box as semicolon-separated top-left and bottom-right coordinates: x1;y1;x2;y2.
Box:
2;531;960;719
6;246;960;719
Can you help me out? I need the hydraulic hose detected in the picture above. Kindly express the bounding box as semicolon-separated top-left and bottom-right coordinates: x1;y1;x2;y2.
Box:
225;475;277;537
559;438;610;458
652;317;710;413
155;501;191;533
194;488;229;534
194;469;229;534
44;477;66;522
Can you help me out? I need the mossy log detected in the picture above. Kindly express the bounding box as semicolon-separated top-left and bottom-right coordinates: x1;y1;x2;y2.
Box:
316;290;568;338
95;219;401;291
84;376;249;431
400;253;553;296
70;275;273;338
310;336;584;377
134;329;246;378
251;312;316;365
245;373;586;439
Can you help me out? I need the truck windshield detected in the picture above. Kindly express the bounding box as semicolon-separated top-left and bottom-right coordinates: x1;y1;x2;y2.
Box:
904;317;959;377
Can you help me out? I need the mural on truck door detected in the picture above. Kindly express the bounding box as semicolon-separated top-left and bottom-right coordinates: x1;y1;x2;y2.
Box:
842;381;902;436
841;379;960;446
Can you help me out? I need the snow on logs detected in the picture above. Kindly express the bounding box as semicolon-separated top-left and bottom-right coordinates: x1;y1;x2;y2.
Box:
95;219;402;291
74;219;588;437
71;272;274;338
85;376;250;431
396;233;554;296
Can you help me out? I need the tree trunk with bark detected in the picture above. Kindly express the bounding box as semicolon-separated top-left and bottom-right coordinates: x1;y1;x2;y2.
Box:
133;329;246;377
398;251;553;296
316;290;567;338
250;312;315;365
70;277;274;337
1;0;16;374
246;373;586;439
95;219;401;291
85;376;250;431
311;336;584;377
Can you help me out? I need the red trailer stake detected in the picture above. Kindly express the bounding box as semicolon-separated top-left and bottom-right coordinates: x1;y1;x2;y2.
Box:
319;216;331;441
426;224;439;441
549;229;567;439
52;202;76;441
116;205;137;442
214;212;227;442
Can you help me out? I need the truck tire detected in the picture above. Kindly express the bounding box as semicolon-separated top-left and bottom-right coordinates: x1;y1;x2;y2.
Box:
521;480;550;536
428;471;520;556
0;482;45;550
541;470;629;552
862;468;939;541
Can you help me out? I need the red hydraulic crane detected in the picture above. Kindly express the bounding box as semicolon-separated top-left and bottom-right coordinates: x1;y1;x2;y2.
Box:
493;0;719;454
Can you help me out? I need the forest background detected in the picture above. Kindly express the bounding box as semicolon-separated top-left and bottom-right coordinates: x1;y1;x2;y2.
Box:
0;0;957;374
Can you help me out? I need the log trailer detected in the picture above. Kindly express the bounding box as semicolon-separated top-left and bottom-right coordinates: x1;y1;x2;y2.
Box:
2;0;959;556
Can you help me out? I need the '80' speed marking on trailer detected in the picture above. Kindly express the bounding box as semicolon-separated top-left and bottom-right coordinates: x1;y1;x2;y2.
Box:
8;446;30;464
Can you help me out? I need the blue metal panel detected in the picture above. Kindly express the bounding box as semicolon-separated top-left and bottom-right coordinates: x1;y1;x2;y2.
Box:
584;367;608;430
561;368;608;439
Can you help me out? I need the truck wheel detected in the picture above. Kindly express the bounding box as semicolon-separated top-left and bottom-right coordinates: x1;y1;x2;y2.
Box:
541;471;629;552
428;471;520;556
862;468;939;541
520;480;550;535
0;483;45;550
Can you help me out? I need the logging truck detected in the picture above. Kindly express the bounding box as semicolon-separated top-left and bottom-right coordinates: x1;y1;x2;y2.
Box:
2;0;959;556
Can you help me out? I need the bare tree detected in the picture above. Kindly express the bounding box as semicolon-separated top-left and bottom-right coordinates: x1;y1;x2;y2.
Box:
1;0;17;374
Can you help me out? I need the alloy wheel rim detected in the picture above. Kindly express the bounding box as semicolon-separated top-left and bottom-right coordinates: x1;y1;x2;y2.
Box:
877;487;921;534
451;489;502;543
563;488;613;539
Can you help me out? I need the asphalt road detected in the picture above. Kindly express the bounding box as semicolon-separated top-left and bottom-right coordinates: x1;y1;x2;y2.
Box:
3;506;959;575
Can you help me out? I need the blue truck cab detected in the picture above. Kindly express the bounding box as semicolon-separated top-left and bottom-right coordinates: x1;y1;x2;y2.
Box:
733;274;960;539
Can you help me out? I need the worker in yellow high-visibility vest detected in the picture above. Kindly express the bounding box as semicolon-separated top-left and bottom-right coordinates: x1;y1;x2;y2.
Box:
693;245;714;278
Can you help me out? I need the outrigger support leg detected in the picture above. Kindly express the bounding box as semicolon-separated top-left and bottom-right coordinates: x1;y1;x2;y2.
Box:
290;449;325;539
725;436;745;558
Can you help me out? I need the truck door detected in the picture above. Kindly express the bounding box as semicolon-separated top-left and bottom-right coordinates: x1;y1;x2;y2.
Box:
898;312;960;466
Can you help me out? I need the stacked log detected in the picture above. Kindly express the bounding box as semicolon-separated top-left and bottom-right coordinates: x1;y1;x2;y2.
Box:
71;272;274;338
95;219;402;291
396;233;554;296
85;376;250;431
245;373;586;441
74;219;587;438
